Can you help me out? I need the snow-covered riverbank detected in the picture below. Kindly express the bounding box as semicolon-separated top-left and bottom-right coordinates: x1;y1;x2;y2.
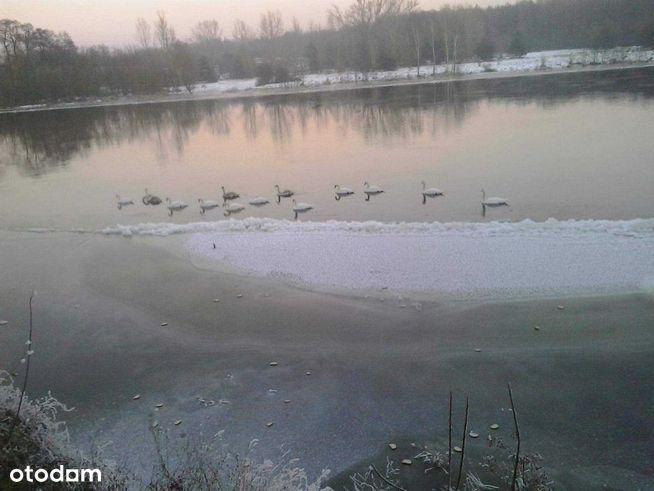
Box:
191;46;654;95
3;46;654;114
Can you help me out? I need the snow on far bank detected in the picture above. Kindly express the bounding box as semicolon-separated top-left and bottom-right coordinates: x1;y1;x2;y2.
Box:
99;217;654;296
6;47;653;113
187;46;654;97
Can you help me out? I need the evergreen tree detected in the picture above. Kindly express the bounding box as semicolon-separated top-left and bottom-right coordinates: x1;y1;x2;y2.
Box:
304;42;320;72
639;21;654;48
198;56;217;83
508;31;528;57
475;37;495;61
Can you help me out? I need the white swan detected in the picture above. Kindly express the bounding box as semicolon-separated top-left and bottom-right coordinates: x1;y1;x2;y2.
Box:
221;186;240;202
142;188;162;205
249;197;270;206
292;199;313;219
421;181;444;197
198;198;220;214
274;184;294;203
116;194;134;210
223;202;245;216
165;198;188;216
421;181;444;204
481;189;509;207
334;184;354;200
363;181;384;201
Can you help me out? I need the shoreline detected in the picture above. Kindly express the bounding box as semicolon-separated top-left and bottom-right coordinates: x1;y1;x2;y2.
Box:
2;61;654;115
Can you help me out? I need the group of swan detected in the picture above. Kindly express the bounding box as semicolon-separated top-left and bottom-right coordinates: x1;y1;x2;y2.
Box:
332;182;384;201
334;182;444;203
116;185;298;217
116;183;509;218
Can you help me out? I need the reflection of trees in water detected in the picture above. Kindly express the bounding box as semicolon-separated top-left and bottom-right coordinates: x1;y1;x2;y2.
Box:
263;101;295;144
330;103;425;142
0;110;96;176
242;102;258;140
0;104;207;174
1;67;653;176
203;104;232;136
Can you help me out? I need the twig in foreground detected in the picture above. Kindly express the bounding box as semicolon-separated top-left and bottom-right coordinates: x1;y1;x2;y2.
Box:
455;396;469;491
370;464;408;491
508;383;521;491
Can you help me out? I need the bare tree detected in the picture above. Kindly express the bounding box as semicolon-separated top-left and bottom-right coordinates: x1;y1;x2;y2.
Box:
440;12;451;73
307;21;321;32
429;14;438;75
232;19;254;41
259;10;284;40
328;0;418;77
154;11;175;50
135;17;151;49
291;17;302;34
328;0;418;28
0;19;21;61
192;19;222;43
408;14;422;77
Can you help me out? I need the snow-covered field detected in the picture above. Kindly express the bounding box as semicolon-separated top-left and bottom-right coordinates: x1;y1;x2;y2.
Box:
101;217;654;296
189;46;654;97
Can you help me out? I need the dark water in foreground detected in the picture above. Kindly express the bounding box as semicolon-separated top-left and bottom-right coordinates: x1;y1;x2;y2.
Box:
1;67;654;230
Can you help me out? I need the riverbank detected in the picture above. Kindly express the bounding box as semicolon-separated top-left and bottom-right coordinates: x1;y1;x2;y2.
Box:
2;48;654;115
1;230;653;488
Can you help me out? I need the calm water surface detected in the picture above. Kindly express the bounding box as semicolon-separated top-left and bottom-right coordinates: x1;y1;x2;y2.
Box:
1;68;654;230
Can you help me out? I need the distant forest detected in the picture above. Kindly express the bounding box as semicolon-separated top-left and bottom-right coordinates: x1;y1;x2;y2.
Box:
1;0;654;107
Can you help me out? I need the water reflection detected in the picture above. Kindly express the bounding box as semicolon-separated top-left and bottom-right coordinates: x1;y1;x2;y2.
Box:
1;67;653;178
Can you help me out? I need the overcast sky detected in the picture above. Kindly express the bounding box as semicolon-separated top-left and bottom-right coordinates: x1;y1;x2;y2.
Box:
1;0;505;46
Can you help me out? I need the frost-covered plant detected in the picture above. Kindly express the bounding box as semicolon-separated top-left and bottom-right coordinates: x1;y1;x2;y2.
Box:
510;454;553;491
464;472;499;490
479;450;552;491
349;458;400;491
1;371;72;461
1;375;331;490
147;430;331;491
414;446;447;474
0;371;130;488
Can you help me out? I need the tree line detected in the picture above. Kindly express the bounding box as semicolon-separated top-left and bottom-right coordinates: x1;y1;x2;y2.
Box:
2;0;654;108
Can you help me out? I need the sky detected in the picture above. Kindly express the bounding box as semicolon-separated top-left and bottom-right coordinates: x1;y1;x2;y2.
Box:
1;0;504;47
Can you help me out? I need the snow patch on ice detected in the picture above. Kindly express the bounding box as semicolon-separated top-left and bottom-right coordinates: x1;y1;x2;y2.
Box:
100;217;654;295
102;217;654;238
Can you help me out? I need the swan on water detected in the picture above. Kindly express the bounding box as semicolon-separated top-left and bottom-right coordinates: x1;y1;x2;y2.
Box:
116;194;134;210
292;199;313;220
142;188;162;205
274;185;294;203
481;189;509;207
223;202;246;216
334;184;354;200
421;181;444;204
221;186;240;202
249;197;270;206
165;198;188;216
481;189;509;217
198;198;220;214
363;182;384;201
